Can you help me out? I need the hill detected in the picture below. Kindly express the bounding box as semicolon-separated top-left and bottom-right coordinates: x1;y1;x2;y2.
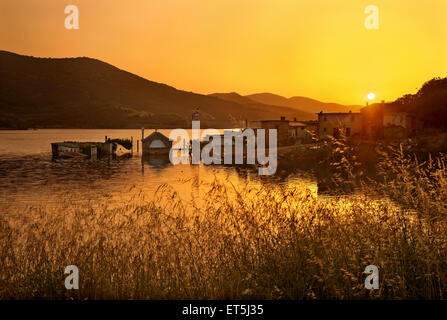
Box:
209;92;314;120
209;92;258;105
246;93;362;114
0;51;311;129
359;77;447;130
386;77;447;130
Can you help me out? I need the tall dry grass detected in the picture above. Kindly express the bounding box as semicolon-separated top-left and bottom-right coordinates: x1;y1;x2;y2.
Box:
1;145;447;299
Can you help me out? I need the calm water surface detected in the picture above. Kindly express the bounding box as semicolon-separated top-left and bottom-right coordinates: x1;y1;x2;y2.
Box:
0;129;318;212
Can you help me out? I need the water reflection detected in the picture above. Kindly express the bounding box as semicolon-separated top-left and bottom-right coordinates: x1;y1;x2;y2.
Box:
0;129;323;212
141;154;171;168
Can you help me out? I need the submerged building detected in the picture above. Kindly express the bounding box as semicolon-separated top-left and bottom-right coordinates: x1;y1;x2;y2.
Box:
142;131;172;155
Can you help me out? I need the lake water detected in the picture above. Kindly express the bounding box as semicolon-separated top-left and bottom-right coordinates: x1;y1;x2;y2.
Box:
0;129;318;212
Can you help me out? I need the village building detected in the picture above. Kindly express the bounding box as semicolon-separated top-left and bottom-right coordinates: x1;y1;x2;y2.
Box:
360;107;383;140
382;111;417;140
289;120;307;139
247;116;292;146
289;119;318;143
247;117;318;146
317;103;418;141
360;105;418;140
317;111;362;139
142;131;172;155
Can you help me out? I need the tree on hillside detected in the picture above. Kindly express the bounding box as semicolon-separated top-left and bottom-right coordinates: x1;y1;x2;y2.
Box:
389;77;447;129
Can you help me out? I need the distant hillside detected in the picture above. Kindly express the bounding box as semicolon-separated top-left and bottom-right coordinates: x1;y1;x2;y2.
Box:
209;92;314;120
246;93;362;114
209;92;257;105
0;51;309;129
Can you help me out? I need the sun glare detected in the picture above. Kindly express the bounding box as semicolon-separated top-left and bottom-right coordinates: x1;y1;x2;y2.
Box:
367;93;375;100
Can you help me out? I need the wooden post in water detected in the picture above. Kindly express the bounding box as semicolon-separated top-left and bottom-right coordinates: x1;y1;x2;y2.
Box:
91;145;97;161
137;140;139;153
131;136;134;155
141;127;145;156
109;142;113;160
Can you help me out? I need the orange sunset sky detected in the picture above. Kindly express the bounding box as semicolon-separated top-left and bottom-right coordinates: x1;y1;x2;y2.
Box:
0;0;446;105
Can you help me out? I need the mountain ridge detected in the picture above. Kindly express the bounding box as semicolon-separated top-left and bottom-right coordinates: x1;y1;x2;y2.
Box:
246;92;363;114
0;50;314;129
208;92;315;120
